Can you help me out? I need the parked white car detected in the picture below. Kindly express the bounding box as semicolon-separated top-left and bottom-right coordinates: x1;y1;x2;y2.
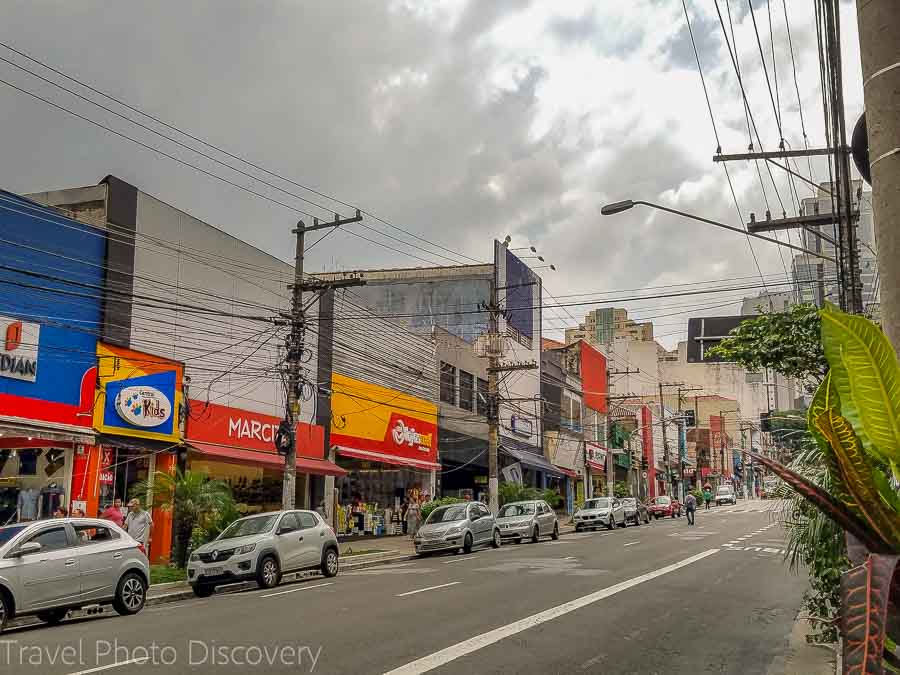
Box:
188;510;339;597
0;518;150;633
574;497;626;531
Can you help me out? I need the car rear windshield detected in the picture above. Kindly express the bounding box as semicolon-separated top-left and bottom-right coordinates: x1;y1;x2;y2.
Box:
717;487;733;494
583;499;610;510
656;496;672;505
427;505;469;523
0;525;27;547
499;503;535;517
219;514;277;540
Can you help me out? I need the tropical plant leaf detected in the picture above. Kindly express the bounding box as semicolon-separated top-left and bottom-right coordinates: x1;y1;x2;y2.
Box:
821;304;900;470
841;553;899;674
747;451;889;554
813;379;900;550
809;373;852;504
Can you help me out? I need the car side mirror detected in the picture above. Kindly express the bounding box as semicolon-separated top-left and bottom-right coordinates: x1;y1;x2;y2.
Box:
277;526;296;535
470;513;480;521
13;541;42;557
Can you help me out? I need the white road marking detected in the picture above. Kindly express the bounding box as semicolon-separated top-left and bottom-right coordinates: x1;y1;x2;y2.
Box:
623;541;639;547
67;658;148;675
564;556;576;560
261;582;333;598
382;549;719;675
443;556;479;564
397;581;461;597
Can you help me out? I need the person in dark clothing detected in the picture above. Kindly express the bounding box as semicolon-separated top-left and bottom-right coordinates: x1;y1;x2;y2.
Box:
684;493;697;525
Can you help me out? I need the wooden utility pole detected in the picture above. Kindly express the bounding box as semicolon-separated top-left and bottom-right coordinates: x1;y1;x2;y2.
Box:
856;0;900;351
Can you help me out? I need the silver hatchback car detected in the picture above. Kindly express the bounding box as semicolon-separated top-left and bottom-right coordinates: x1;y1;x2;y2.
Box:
496;500;560;543
188;510;339;597
415;502;501;555
0;518;150;633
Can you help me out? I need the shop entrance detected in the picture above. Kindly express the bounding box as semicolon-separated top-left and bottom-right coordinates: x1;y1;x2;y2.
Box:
0;446;70;524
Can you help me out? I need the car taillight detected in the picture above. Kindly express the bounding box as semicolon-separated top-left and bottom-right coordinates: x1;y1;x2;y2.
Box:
137;543;147;556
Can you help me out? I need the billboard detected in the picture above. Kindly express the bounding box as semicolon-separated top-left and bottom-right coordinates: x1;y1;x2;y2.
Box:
330;372;439;469
493;241;542;449
94;342;184;443
580;341;608;414
686;316;755;363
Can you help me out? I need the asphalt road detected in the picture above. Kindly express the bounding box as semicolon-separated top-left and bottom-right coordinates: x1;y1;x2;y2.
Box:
0;502;807;675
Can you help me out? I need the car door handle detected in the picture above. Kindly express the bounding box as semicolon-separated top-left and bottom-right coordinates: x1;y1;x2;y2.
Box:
65;559;77;567
113;553;123;560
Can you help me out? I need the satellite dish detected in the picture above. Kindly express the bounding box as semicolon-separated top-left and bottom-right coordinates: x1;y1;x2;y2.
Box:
851;113;871;185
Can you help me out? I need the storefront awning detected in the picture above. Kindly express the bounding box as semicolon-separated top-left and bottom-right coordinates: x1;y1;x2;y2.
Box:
500;445;564;479
586;459;606;473
189;441;347;477
335;446;440;471
96;433;181;453
554;465;578;479
0;418;95;446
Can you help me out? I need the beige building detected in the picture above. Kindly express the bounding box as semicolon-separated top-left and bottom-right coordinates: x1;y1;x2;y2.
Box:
564;307;652;346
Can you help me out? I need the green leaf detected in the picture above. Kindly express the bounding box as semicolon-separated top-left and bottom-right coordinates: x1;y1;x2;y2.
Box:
808;375;851;504
840;553;899;674
813;379;900;550
820;304;900;469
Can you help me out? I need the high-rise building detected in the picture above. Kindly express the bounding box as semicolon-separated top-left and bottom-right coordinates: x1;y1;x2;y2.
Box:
564;307;651;346
795;181;878;313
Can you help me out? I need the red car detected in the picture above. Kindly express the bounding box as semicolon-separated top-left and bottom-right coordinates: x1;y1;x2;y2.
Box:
647;495;682;519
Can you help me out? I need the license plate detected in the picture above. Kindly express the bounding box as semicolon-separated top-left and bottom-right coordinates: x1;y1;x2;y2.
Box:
203;566;223;576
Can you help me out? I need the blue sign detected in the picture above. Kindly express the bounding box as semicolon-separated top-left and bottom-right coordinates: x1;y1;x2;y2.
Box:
102;371;178;435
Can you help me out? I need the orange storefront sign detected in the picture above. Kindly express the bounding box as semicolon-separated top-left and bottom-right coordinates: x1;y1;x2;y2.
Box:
330;373;439;470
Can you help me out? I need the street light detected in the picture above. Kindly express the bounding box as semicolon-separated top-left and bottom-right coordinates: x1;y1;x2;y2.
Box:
600;199;836;262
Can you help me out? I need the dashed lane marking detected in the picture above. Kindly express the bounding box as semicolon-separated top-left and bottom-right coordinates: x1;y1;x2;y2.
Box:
261;582;334;598
397;581;461;598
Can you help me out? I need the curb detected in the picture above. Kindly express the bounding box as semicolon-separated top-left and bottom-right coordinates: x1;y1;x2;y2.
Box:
6;530;581;630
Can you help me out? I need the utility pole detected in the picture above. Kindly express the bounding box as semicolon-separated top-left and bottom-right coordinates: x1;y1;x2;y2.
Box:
606;370;638;497
658;383;671;496
856;0;900;351
281;212;362;510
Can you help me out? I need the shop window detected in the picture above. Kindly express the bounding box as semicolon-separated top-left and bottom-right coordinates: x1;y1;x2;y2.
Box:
23;526;69;552
17;449;38;476
458;370;474;411
476;378;489;417
440;362;456;405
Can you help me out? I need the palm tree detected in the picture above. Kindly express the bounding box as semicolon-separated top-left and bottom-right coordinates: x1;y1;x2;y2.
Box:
131;469;234;568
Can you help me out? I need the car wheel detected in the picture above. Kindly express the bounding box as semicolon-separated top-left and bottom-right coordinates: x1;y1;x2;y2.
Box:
0;591;9;634
551;523;559;540
112;572;147;616
463;532;474;554
607;516;615;530
492;529;502;549
36;608;69;625
192;583;216;598
321;548;339;578
256;555;281;589
531;526;540;544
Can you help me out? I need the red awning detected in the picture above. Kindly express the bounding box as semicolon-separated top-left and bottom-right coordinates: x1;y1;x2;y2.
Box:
336;446;441;471
554;465;578;478
586;460;606;473
188;441;347;477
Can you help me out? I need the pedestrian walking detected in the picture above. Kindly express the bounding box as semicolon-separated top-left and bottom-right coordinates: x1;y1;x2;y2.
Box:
406;498;421;539
703;486;712;510
684;492;696;526
100;498;125;527
124;498;153;549
400;500;409;535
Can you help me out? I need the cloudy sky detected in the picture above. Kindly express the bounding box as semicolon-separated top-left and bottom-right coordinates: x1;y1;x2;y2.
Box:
0;0;863;347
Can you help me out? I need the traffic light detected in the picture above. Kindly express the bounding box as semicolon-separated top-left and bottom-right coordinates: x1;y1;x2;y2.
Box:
683;409;696;428
274;420;293;456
